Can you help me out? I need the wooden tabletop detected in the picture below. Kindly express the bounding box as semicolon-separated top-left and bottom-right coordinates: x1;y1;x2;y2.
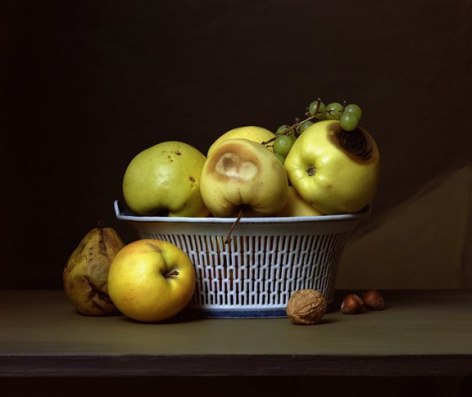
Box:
1;289;472;377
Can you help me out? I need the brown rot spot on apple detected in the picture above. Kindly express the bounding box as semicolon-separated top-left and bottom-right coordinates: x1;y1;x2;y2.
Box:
189;176;196;184
330;123;375;162
215;153;258;181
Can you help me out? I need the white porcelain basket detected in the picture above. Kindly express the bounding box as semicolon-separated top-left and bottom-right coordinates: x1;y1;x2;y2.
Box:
114;200;368;318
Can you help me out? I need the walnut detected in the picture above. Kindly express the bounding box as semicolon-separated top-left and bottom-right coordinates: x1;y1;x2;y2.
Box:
286;289;327;325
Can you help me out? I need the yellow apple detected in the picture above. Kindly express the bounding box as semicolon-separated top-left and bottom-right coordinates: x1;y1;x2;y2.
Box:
122;141;209;217
284;120;380;214
108;239;196;323
200;138;289;217
207;126;275;158
275;186;324;217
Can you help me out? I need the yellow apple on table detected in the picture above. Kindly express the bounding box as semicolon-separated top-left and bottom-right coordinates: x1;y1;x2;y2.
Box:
108;239;196;323
207;126;275;158
284;120;380;214
275;186;324;217
122;141;209;217
200;138;289;217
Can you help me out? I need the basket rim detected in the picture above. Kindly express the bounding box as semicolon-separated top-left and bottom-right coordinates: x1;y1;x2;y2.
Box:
114;200;370;225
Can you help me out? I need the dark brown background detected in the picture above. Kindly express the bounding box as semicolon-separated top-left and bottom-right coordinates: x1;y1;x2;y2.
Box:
1;0;471;289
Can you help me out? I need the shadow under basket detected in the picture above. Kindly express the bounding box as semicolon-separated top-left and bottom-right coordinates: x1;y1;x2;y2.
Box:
114;200;369;318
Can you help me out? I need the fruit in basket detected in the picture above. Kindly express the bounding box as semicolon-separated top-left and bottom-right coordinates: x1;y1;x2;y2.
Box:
207;126;275;157
63;224;125;316
275;186;324;217
122;141;209;217
286;289;327;325
200;138;289;217
284;120;380;214
108;239;196;323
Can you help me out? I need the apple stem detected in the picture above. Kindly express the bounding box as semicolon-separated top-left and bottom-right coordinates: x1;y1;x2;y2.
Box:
165;269;180;278
224;208;244;244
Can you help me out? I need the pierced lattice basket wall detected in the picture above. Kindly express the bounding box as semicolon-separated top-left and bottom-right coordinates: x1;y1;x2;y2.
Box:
115;200;368;318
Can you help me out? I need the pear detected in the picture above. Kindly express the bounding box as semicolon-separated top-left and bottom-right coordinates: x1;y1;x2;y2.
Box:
63;224;125;316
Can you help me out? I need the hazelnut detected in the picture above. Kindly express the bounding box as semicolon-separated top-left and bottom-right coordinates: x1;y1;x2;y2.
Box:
362;289;385;310
286;289;327;325
341;293;364;314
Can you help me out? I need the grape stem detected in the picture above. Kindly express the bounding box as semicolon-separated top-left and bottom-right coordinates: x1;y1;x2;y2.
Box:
261;98;322;146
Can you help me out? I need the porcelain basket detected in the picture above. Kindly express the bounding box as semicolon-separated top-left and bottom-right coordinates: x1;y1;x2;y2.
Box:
114;200;368;318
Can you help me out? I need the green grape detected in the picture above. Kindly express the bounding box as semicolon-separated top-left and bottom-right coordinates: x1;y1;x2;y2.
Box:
308;100;326;119
288;131;297;142
326;102;344;120
276;124;297;141
299;120;314;133
273;134;294;157
274;152;286;164
344;103;362;120
276;124;291;134
340;112;359;131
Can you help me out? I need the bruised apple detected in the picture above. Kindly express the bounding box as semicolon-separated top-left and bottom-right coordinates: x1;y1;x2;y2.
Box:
200;138;289;217
284;120;380;214
207;126;275;158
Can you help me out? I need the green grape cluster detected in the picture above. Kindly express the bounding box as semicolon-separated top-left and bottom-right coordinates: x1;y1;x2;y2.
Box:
309;100;362;131
272;125;296;163
271;98;363;163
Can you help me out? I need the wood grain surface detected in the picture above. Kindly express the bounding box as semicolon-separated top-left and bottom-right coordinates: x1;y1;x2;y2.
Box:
1;289;472;377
